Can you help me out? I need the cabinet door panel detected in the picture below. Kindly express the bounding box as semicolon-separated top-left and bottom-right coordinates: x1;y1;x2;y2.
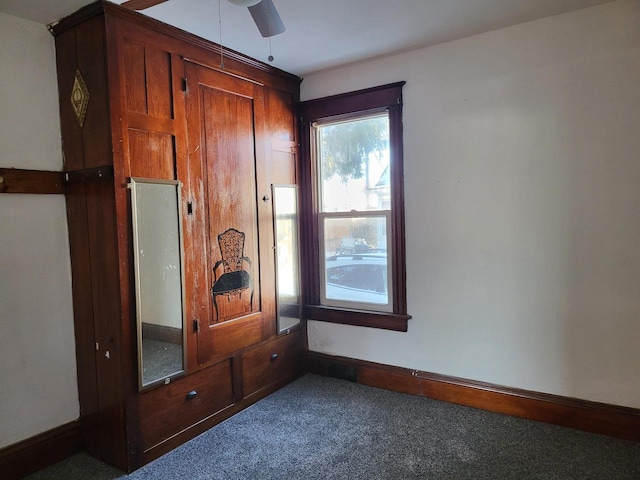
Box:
123;40;173;119
128;129;175;179
184;62;275;363
145;47;173;119
201;86;259;323
266;88;297;184
123;41;146;115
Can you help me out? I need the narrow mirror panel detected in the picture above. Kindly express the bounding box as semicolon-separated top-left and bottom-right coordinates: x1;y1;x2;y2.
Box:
130;178;187;390
273;185;301;333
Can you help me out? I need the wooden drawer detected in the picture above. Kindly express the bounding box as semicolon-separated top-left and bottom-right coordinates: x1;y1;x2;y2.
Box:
242;330;303;398
139;360;234;450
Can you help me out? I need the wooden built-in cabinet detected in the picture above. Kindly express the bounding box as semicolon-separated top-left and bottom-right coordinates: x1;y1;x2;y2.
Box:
52;1;302;472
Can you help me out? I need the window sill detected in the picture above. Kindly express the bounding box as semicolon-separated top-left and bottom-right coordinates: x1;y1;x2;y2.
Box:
303;305;411;332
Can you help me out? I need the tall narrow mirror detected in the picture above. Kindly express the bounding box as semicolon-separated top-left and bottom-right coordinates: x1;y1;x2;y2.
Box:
129;178;187;390
273;185;301;333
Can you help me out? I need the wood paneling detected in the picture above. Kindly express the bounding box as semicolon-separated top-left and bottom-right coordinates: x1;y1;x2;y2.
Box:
123;40;173;118
55;27;84;171
145;47;173;118
308;352;640;442
209;315;263;360
127;129;175;179
76;16;111;169
266;88;297;184
64;181;99;423
266;88;296;141
84;179;127;469
123;41;147;114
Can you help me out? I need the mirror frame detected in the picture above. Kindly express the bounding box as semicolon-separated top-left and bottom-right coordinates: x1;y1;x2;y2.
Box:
272;184;302;334
129;177;188;390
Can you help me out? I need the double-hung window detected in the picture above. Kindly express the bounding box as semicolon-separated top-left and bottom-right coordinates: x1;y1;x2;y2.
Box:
317;114;393;312
300;82;410;331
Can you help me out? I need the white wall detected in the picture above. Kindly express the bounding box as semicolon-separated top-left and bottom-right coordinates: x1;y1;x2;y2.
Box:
0;12;79;448
303;0;640;408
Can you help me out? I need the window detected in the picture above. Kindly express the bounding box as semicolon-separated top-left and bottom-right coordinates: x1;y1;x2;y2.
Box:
300;82;410;331
318;114;392;312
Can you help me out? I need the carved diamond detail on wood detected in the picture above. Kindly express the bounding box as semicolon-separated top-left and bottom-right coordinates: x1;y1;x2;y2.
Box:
70;69;90;128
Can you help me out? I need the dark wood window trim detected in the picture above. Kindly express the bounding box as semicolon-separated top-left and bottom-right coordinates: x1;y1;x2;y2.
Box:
300;82;410;332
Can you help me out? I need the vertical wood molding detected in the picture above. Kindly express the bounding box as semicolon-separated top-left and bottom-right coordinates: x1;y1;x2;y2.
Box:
0;168;64;194
0;421;81;480
307;352;640;442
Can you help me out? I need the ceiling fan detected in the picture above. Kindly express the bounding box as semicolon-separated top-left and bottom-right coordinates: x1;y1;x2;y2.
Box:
120;0;286;37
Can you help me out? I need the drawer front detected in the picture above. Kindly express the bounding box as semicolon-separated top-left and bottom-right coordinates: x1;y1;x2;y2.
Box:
140;360;234;449
242;330;303;398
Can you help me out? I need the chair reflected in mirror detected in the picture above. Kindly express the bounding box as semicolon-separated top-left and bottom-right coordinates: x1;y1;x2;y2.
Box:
211;228;254;322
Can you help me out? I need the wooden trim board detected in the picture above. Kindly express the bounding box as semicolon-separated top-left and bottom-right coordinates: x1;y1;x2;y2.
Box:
0;421;81;480
0;168;64;194
307;352;640;442
304;305;410;332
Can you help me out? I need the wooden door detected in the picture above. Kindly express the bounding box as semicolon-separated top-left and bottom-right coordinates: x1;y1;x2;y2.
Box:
182;61;275;364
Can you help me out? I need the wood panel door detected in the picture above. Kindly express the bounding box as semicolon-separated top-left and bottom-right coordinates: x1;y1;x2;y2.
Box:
183;62;275;365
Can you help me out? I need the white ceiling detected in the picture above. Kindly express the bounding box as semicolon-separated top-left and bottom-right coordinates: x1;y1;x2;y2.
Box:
0;0;613;76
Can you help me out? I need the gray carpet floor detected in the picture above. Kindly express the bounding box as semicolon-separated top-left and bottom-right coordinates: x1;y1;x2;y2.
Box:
25;374;640;479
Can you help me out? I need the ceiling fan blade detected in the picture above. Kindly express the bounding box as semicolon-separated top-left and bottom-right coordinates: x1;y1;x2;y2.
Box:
248;0;285;38
120;0;169;10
